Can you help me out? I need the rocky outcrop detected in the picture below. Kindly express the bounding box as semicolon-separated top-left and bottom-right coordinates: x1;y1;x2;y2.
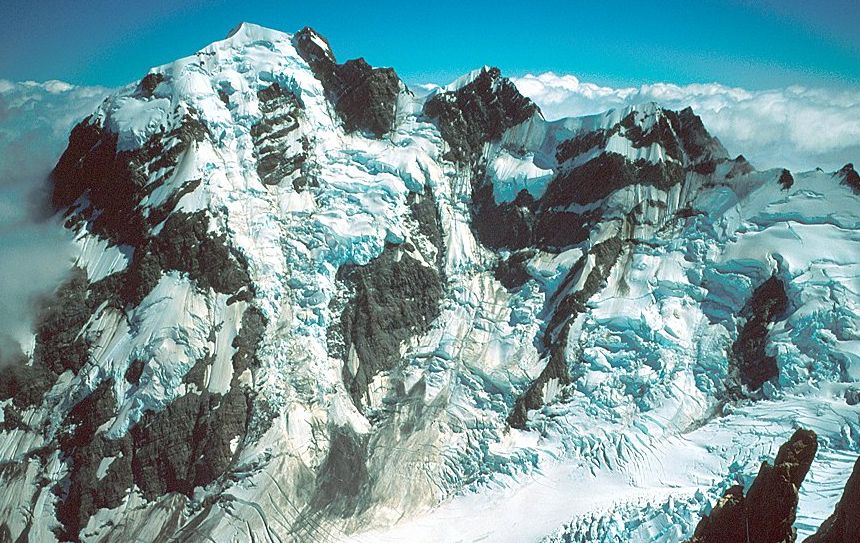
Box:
689;428;818;543
231;305;267;376
124;359;144;385
136;72;164;98
804;456;860;543
728;155;756;178
130;386;250;499
543;152;686;207
731;275;788;390
332;245;443;408
544;237;624;349
463;104;722;253
53;300;265;540
470;184;539;251
507;340;571;430
32;267;91;376
118;210;251;306
508;237;624;429
664;107;726;164
495;249;537;290
51;111;208;246
251;82;307;186
0;266;105;415
407;186;445;263
293;27;401;137
836;163;860;194
55;379;253;540
0;359;55;409
56;380;131;541
779;169;795;190
424;67;538;164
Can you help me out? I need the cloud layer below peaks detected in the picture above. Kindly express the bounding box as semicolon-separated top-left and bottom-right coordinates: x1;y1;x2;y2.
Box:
511;72;860;172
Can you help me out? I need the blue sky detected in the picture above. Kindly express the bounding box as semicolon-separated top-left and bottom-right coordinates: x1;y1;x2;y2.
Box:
1;0;858;89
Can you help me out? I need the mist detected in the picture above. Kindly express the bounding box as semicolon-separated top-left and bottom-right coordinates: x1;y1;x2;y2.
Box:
0;80;109;364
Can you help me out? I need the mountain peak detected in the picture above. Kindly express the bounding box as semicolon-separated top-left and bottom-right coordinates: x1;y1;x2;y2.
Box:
223;20;291;42
4;22;860;543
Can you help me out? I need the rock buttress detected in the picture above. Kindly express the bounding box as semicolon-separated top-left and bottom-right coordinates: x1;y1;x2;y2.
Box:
689;428;818;543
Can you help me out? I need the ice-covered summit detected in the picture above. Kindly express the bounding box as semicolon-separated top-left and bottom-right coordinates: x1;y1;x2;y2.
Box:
1;23;859;543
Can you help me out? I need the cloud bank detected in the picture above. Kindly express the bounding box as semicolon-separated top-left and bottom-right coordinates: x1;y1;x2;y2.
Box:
0;80;109;361
510;73;860;172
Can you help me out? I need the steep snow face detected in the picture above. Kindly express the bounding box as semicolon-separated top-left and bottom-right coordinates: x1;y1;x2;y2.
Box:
1;23;859;543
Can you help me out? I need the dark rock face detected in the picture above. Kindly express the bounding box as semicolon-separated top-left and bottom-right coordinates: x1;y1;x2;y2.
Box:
689;429;818;543
469;176;593;253
1;404;25;432
33;268;91;376
0;266;121;411
556;129;613;164
333;59;401;137
423;67;538;164
621;109;685;160
555;107;721;168
146;178;201;227
471;184;538;251
458;104;717;254
407;186;445;257
546;107;719;210
0;335;54;410
55;380;252;540
0;363;56;409
56;380;133;541
507;340;571;430
508;237;623;429
251;83;307;186
120;210;251;306
130;387;250;499
293;27;400;138
731;276;788;390
690;485;748;542
666;107;725;163
146;210;251;295
837;163;860;194
779;169;795;190
534;209;596;252
333;245;443;408
728;155;756;178
543;153;685;207
51;113;207;246
44;102;259;525
43;102;262;536
545;237;624;349
744;429;819;541
124;359;144;385
231;305;267;375
495;249;537;290
136;72;164;98
805;456;860;543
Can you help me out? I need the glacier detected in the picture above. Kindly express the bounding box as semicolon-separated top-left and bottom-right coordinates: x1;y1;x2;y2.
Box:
0;22;858;543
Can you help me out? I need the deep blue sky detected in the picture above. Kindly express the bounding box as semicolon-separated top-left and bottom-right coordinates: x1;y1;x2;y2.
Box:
1;0;858;89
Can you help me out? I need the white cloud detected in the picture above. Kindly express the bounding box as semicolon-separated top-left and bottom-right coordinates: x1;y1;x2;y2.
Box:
510;72;860;172
0;80;110;360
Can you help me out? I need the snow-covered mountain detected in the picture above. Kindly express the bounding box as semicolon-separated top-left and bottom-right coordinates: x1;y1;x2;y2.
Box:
1;23;859;543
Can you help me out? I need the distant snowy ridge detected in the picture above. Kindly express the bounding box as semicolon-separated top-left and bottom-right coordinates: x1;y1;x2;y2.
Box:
511;71;860;173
